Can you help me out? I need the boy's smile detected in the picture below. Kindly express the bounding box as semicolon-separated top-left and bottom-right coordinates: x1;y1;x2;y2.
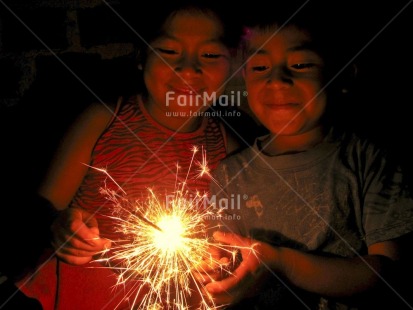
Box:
244;25;327;140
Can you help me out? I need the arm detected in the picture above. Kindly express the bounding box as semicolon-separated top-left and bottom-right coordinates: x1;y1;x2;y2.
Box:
206;231;401;306
274;240;398;297
39;102;115;265
38;102;115;209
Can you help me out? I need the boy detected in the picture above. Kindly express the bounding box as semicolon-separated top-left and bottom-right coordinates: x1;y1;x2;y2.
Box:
205;2;413;309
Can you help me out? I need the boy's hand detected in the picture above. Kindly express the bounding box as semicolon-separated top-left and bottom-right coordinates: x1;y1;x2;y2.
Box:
205;231;275;306
51;208;111;265
193;244;233;285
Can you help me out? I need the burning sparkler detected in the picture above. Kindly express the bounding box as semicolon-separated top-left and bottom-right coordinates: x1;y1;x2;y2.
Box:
90;146;244;310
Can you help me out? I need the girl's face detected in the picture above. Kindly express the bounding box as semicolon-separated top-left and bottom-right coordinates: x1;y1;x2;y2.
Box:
244;25;327;137
143;10;231;131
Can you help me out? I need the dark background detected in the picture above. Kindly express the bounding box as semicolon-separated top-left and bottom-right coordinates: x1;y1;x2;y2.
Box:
0;0;413;309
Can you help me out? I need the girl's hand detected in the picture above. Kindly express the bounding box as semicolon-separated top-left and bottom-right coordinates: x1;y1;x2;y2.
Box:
51;208;111;265
205;231;276;306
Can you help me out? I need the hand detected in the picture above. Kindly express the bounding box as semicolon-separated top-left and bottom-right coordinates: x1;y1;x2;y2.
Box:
205;231;276;306
187;240;240;309
193;242;234;285
51;208;111;265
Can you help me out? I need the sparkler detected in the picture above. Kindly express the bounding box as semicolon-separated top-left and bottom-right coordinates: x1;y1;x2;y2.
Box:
90;146;244;310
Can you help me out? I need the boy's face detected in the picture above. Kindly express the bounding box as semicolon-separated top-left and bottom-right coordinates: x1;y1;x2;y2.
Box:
244;25;327;136
143;11;231;130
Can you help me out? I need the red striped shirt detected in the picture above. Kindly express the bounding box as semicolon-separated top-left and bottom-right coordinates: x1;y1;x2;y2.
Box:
56;95;226;309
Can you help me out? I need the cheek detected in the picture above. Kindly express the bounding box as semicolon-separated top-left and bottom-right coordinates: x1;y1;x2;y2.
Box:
299;77;324;95
245;76;263;92
245;82;261;104
247;92;264;116
144;65;171;91
144;72;166;103
145;55;174;78
301;91;328;125
301;82;326;107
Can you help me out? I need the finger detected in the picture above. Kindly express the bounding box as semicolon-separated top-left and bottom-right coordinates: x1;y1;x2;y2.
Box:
83;212;99;230
56;252;94;265
51;234;103;254
53;230;110;253
53;243;100;257
71;221;101;247
69;209;100;240
206;275;239;294
208;290;235;306
195;269;230;284
212;231;248;246
198;255;229;273
205;261;250;293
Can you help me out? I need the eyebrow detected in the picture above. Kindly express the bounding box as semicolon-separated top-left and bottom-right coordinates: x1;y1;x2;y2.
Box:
247;41;317;56
157;33;224;45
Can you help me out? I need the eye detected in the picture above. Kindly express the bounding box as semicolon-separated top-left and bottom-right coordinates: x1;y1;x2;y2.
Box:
289;52;324;72
246;54;270;73
291;63;316;70
156;48;178;55
251;66;269;72
200;44;229;60
202;53;222;59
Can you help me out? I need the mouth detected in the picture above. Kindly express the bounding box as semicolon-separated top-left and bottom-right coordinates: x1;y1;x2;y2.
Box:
264;102;300;110
171;86;205;95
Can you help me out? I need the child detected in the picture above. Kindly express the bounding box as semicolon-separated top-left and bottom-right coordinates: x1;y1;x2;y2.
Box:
205;2;413;309
12;2;248;309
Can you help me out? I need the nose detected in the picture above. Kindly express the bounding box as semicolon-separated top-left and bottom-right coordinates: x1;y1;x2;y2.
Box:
175;54;202;76
267;67;292;88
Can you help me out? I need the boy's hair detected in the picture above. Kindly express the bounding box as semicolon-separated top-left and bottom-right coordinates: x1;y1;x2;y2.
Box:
241;1;357;76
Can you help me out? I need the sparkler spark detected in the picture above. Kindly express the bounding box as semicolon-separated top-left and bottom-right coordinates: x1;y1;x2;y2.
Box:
89;146;245;310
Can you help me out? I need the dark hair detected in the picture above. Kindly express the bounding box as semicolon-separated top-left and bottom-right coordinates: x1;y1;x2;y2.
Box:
242;1;358;75
121;0;242;58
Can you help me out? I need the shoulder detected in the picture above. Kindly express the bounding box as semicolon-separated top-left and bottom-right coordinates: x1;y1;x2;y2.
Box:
59;99;122;152
332;128;410;186
84;99;118;121
331;128;387;161
75;99;119;131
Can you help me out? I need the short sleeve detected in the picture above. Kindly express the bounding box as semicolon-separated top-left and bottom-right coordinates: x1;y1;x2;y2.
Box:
363;149;413;246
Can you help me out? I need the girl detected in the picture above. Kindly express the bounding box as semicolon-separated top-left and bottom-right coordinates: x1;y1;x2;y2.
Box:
16;1;246;309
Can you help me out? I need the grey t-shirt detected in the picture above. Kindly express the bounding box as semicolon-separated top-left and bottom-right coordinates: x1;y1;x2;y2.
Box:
209;129;413;309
